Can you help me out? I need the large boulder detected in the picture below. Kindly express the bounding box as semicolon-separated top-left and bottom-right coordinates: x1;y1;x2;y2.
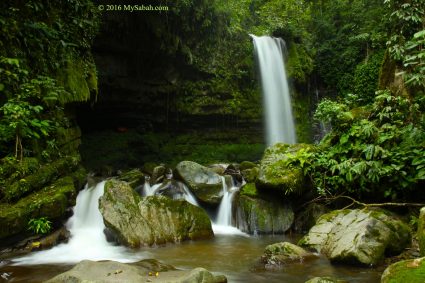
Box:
0;170;85;240
381;257;425;283
175;161;223;205
293;203;329;233
260;242;317;269
46;259;227;283
256;143;313;196
99;179;213;247
116;168;144;188
234;188;294;234
298;209;411;265
418;207;425;256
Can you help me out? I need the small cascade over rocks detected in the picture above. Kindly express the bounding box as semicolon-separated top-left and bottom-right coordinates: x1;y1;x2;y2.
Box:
13;182;143;265
251;35;296;146
143;179;199;207
212;177;247;236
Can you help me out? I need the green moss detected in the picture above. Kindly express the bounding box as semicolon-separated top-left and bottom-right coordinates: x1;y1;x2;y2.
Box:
2;155;80;203
57;58;97;104
239;161;257;170
240;183;259;198
0;176;77;239
293;90;313;143
382;257;425;283
117;169;145;189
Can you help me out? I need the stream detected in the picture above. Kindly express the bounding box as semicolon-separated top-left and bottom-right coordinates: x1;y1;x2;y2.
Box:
0;234;383;282
0;181;383;282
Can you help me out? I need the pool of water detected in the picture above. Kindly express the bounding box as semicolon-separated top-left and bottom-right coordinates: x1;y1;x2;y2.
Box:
1;234;383;282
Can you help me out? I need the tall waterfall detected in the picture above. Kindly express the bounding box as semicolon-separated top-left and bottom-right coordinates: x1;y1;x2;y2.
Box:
251;35;296;146
13;182;143;265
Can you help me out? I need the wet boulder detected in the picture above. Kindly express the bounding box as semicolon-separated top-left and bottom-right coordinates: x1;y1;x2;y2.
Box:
154;179;186;200
0;172;84;240
241;167;259;183
175;161;223;205
293;203;329;233
381;257;425;283
235;184;294;234
99;179;213;247
418;207;425;256
256;143;314;196
298;209;411;265
45;259;227;283
151;165;166;185
224;164;243;185
305;277;348;283
260;242;317;269
116;168;144;189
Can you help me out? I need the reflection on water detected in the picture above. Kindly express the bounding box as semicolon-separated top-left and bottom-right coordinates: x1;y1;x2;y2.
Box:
0;234;382;283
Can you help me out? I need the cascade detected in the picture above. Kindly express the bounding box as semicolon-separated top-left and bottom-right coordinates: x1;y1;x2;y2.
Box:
13;182;143;265
212;177;246;236
251;35;296;146
143;181;198;206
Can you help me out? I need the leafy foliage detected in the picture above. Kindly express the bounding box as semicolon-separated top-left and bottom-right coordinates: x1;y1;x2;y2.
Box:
27;217;52;235
308;90;425;201
0;0;99;160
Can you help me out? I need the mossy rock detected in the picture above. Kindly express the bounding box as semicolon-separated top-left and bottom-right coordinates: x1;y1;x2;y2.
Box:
261;242;317;268
99;179;213;247
256;143;314;196
239;161;257;170
381;257;425;283
57;57;97;104
0;175;79;240
299;209;411;266
293;203;329;233
175;161;223;205
418;207;425;257
117;168;145;189
241;167;259;183
0;157;39;182
46;260;227;283
234;194;293;234
239;183;259;198
2;156;80;203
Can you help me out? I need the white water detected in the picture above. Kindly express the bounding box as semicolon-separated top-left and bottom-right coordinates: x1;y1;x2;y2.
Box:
181;183;199;206
13;182;143;265
143;183;160;196
212;177;247;236
143;181;199;206
251;35;296;146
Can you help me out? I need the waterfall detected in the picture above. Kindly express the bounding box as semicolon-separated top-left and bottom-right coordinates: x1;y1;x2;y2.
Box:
251;35;296;146
212;177;247;236
143;182;159;196
13;182;143;265
181;183;199;206
143;181;198;206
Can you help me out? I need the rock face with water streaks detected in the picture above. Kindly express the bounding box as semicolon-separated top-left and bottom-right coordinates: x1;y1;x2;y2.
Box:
235;193;294;234
418;207;425;256
260;242;317;269
99;179;213;247
175;161;223;205
256;143;313;196
381;257;425;283
299;209;411;265
45;259;227;283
